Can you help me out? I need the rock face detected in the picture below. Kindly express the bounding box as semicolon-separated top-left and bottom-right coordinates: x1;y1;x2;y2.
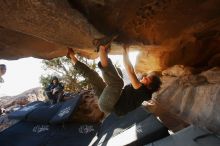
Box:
0;0;101;60
69;90;104;123
0;0;220;71
149;67;220;134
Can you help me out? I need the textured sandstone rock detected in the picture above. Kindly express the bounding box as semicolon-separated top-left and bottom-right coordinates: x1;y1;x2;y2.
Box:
135;32;220;72
70;0;220;44
154;68;220;134
200;67;220;83
144;100;189;132
0;0;102;60
162;65;195;77
0;27;66;60
0;0;220;72
69;90;104;123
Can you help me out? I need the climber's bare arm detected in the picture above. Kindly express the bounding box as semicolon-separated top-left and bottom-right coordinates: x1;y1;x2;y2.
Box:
123;46;142;89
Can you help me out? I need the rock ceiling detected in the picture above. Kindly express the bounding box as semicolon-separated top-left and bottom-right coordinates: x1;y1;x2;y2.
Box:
0;0;220;72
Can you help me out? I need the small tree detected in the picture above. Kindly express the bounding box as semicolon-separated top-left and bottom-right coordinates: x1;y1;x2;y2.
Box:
40;56;98;93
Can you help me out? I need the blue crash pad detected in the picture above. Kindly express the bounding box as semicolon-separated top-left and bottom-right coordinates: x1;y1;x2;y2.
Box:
4;101;170;146
8;101;46;120
0;121;100;146
92;106;169;146
8;94;82;124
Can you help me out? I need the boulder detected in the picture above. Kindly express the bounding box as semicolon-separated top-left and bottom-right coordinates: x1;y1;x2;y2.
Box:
153;67;220;134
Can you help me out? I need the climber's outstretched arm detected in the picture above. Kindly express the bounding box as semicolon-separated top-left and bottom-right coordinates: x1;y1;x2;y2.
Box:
122;46;142;89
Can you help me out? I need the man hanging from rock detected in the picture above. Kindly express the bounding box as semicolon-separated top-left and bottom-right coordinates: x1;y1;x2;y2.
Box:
67;37;161;116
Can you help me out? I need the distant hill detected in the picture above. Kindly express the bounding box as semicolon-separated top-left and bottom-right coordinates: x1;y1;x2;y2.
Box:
0;87;46;109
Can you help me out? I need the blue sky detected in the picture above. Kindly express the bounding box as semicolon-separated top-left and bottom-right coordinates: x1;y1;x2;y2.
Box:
0;52;138;97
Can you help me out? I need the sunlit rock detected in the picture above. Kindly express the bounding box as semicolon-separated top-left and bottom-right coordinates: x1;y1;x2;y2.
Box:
162;65;195;77
0;0;220;71
152;67;220;134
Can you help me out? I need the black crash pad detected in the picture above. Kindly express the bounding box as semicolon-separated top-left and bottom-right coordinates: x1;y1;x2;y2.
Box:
92;106;169;146
0;121;100;146
8;94;82;124
145;125;220;146
8;101;46;120
4;103;170;146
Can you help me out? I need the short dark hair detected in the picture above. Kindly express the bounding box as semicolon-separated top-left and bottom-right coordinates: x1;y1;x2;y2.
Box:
51;76;59;82
143;72;162;93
